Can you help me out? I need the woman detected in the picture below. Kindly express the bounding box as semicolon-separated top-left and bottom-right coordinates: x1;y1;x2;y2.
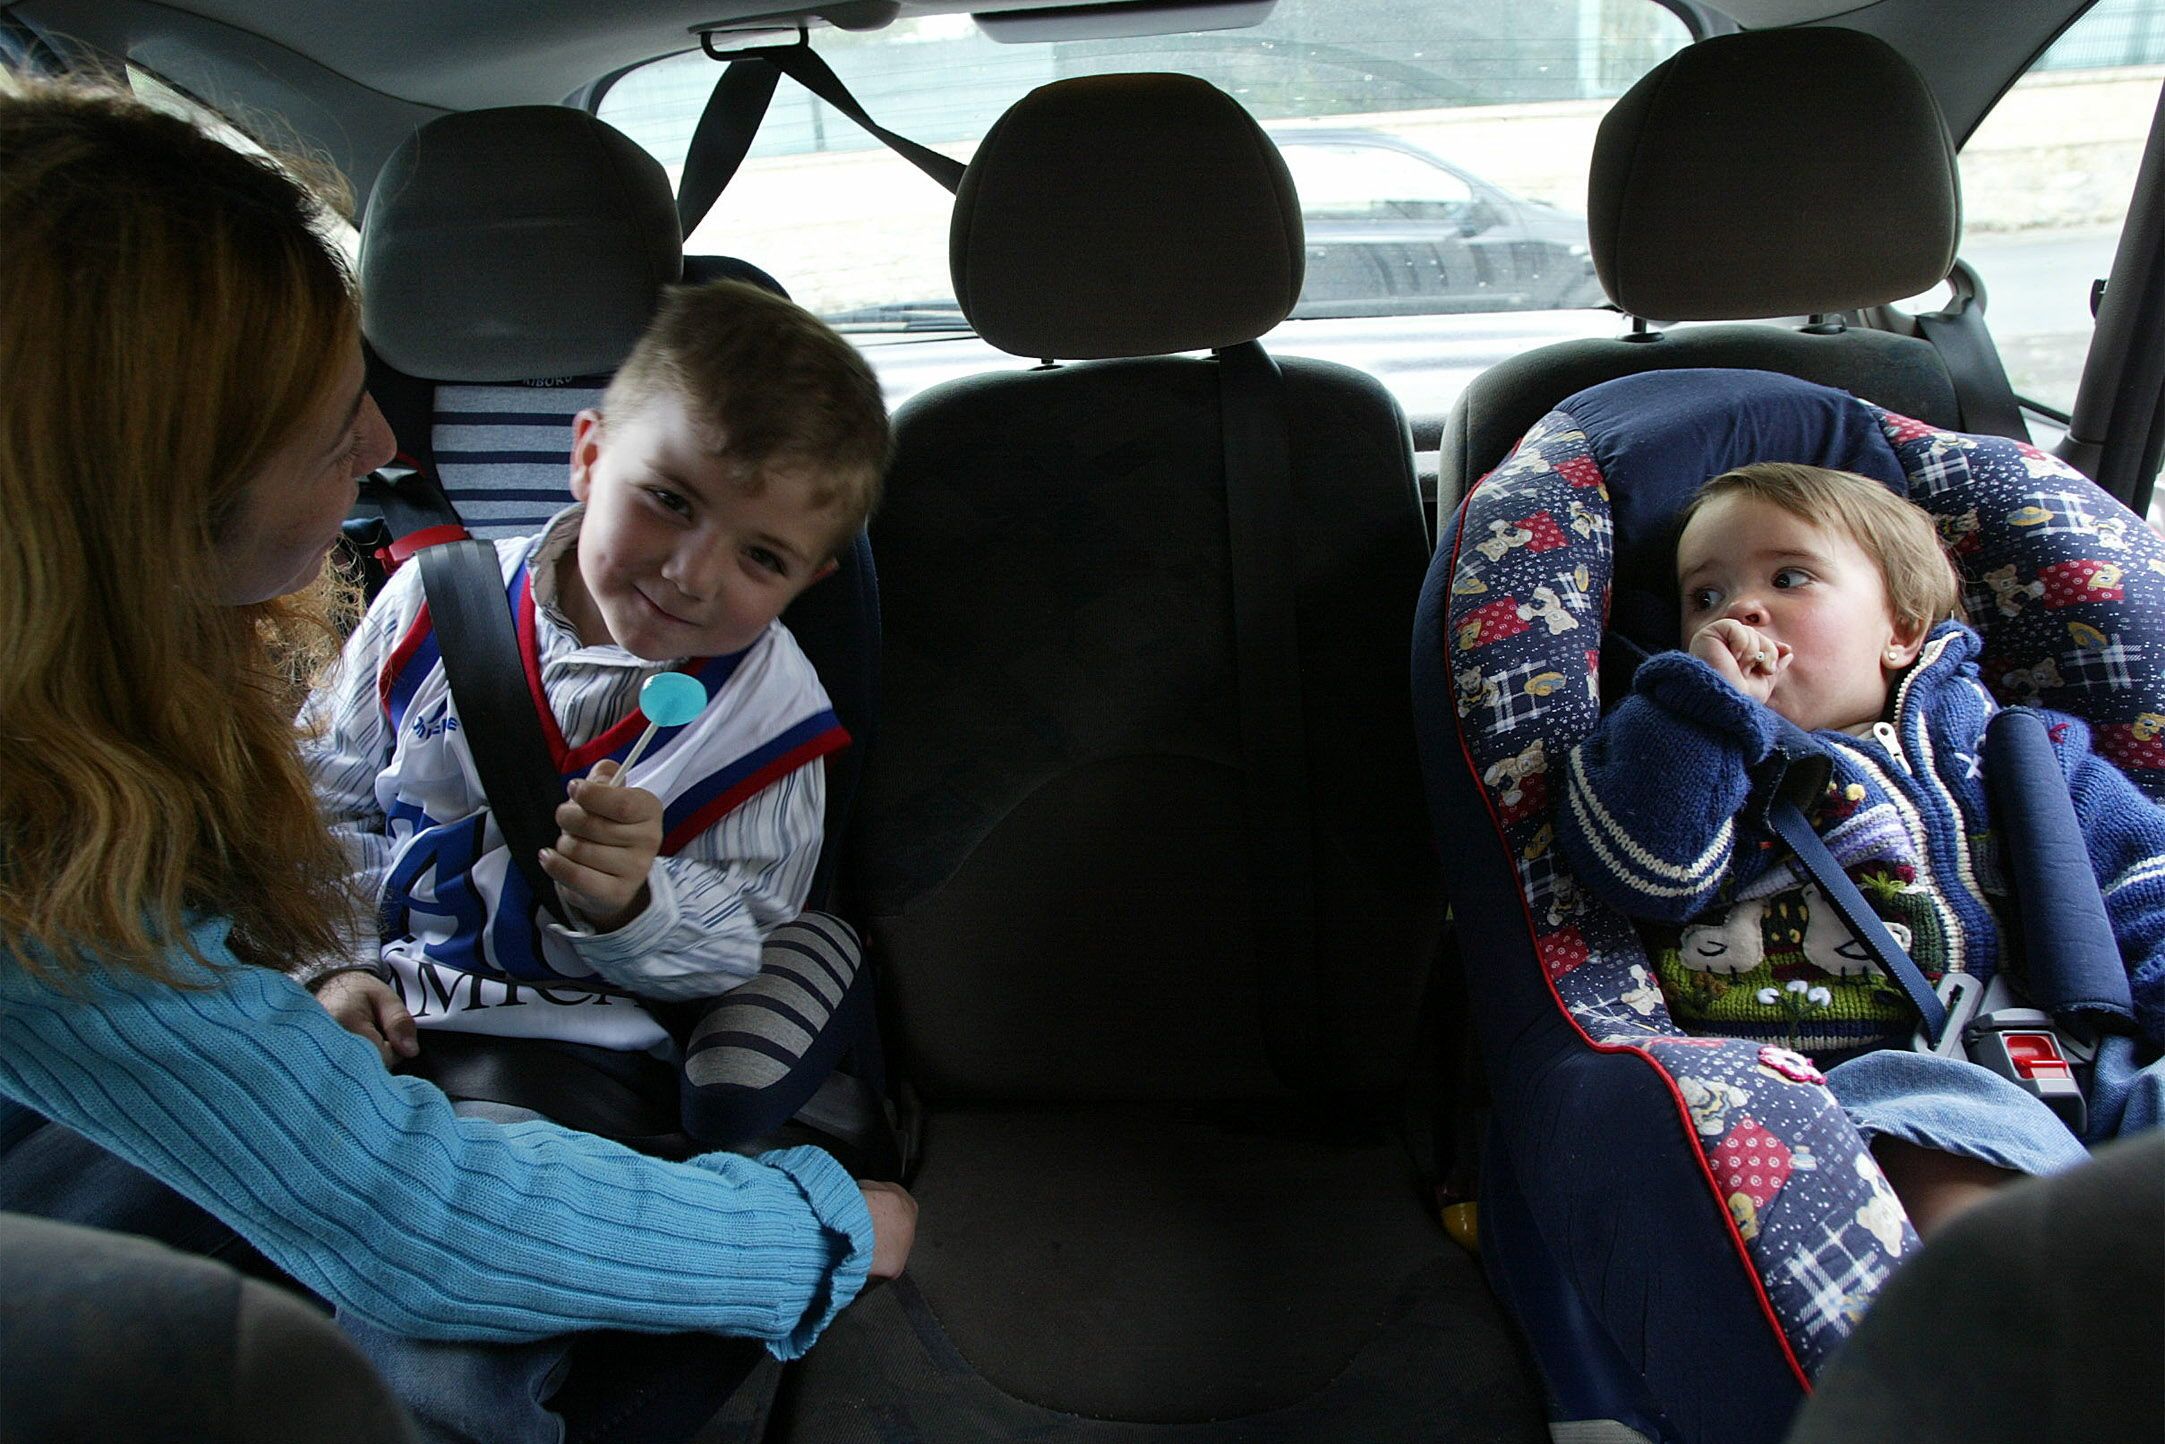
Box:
0;74;913;1438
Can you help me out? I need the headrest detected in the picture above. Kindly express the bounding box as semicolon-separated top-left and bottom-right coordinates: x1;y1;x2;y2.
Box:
361;107;681;382
1589;28;1959;321
952;73;1304;360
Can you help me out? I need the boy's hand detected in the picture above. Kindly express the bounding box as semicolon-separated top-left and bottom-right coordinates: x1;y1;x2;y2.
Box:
313;972;419;1068
1690;618;1789;706
540;759;663;932
858;1180;919;1283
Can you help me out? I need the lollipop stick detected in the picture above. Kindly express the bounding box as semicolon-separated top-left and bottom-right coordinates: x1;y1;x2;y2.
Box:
602;673;708;788
604;725;660;786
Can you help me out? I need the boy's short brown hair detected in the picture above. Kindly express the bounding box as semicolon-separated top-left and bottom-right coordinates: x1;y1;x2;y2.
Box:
604;280;888;550
1684;462;1966;635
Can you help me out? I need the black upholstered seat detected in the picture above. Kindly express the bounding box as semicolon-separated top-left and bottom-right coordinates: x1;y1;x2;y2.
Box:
1437;26;2014;518
775;72;1544;1440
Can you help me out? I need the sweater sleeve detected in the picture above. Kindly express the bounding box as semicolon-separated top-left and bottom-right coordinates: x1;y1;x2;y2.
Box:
1556;651;1823;921
0;923;872;1356
2058;726;2165;1047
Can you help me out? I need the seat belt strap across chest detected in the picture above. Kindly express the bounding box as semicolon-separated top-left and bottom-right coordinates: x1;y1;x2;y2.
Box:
415;539;574;929
1765;798;1950;1046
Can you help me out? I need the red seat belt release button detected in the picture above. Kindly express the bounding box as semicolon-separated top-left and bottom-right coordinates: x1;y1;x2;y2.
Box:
2002;1031;2074;1081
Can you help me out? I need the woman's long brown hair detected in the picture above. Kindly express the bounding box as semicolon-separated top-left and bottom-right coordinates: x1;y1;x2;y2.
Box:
0;76;361;983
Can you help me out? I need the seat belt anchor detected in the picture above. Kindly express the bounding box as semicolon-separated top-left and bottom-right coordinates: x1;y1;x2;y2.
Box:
1913;970;1986;1057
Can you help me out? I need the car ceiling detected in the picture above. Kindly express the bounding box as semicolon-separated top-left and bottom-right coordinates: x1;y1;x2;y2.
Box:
9;0;2101;190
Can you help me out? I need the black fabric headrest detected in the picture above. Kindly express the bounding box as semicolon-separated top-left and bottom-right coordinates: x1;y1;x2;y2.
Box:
952;73;1304;360
1588;27;1959;321
361;106;681;382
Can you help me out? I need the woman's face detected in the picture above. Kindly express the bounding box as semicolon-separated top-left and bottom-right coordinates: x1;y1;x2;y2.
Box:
213;344;395;605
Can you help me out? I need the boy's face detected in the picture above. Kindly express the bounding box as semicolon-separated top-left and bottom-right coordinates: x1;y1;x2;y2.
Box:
1677;492;1925;733
562;393;841;660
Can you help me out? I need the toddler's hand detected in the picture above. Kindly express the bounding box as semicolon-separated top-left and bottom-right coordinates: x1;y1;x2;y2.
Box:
312;971;418;1068
541;760;663;931
858;1180;919;1283
1690;618;1790;705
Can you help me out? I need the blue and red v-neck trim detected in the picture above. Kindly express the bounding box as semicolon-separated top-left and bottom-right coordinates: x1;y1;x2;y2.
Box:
510;560;751;778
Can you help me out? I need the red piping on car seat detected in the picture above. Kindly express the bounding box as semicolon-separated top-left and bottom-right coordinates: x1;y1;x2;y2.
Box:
1441;475;1814;1398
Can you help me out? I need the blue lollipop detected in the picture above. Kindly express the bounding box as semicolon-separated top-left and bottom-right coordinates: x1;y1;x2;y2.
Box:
605;672;707;784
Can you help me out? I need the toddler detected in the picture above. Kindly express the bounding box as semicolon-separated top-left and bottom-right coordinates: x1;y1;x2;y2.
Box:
1557;461;2165;1233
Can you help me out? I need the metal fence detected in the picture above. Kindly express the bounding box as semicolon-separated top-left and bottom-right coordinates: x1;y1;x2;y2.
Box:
2041;0;2165;69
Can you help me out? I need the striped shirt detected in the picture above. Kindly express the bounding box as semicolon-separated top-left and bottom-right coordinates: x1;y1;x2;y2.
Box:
299;506;836;1050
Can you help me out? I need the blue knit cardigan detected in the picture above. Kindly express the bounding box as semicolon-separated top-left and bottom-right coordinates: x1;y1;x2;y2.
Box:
0;916;872;1355
1557;622;2165;1051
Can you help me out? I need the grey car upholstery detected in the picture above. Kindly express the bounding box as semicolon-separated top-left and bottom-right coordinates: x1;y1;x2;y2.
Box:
1439;25;1989;516
775;72;1544;1438
360;104;679;383
0;1213;418;1444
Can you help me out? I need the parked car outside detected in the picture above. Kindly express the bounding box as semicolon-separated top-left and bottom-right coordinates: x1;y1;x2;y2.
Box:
1270;127;1604;316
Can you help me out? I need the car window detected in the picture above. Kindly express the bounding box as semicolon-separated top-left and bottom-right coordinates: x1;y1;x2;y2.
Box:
1940;0;2163;424
1279;140;1476;218
597;0;1690;331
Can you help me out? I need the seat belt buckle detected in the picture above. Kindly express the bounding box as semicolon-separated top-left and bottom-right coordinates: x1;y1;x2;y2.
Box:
1914;970;1986;1057
1962;1007;2088;1136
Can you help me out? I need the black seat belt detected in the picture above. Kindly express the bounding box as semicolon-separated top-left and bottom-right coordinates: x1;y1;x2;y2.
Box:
677;59;784;237
416;539;575;930
1915;260;2030;441
677;33;962;241
1215;340;1323;1080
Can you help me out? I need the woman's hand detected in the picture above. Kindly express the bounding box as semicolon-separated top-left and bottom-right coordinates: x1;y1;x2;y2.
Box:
541;760;664;931
312;971;419;1068
1690;618;1789;705
858;1180;919;1282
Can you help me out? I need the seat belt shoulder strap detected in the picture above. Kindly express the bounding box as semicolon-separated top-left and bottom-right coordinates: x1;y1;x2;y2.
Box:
1766;798;1950;1045
415;539;572;927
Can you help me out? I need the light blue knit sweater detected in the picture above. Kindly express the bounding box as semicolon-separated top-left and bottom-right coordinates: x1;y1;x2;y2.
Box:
0;916;871;1356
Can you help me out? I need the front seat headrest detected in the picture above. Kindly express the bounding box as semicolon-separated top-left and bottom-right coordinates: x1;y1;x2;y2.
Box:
360;106;681;382
1589;26;1959;322
952;73;1304;361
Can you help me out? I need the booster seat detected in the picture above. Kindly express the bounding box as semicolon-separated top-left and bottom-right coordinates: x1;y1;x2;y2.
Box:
1414;366;2165;1443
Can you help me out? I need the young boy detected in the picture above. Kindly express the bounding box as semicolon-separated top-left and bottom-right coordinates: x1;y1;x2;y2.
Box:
299;279;886;1071
1556;461;2165;1234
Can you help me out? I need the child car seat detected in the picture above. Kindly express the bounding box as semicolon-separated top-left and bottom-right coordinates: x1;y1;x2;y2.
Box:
350;99;900;1438
1414;366;2165;1443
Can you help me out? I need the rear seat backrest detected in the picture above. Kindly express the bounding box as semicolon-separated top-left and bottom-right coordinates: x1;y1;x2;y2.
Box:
768;76;1547;1436
853;72;1440;1102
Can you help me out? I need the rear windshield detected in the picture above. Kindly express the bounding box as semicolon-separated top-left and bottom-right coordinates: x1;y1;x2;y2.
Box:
598;0;1692;329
